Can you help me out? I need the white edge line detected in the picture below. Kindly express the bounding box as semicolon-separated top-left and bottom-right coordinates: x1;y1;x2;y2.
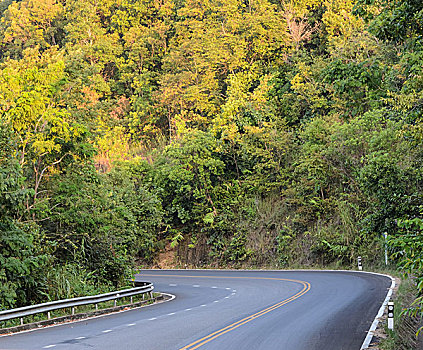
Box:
0;292;176;338
360;272;396;350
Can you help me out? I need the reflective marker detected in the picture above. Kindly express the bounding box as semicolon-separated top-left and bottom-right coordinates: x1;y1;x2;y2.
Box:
358;256;363;271
388;302;394;330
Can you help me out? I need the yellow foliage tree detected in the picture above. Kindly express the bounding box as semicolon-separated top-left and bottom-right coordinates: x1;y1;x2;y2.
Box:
0;0;64;57
322;0;365;50
0;47;83;211
160;0;289;138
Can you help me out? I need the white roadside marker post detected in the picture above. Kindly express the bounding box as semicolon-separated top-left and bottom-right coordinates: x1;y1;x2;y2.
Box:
384;232;388;266
388;301;394;330
358;256;363;271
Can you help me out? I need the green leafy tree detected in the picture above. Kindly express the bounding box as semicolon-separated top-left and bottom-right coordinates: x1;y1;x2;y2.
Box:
0;122;48;309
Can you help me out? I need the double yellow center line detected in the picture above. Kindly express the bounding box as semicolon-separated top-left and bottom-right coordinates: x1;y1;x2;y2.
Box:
142;274;311;350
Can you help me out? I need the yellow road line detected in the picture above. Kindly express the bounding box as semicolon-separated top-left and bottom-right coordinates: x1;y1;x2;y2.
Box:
141;273;311;350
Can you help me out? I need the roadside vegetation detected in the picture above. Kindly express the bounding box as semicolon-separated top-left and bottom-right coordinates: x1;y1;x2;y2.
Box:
379;278;422;350
0;0;422;342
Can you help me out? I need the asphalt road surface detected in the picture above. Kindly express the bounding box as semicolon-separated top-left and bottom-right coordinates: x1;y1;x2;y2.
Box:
0;270;391;350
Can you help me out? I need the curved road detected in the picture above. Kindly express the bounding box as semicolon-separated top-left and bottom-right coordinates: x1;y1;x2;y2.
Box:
0;270;391;350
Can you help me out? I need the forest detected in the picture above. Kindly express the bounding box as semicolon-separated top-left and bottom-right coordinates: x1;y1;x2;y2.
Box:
0;0;422;333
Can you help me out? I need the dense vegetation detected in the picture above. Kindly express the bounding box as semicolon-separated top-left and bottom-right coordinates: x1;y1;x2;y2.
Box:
0;0;422;327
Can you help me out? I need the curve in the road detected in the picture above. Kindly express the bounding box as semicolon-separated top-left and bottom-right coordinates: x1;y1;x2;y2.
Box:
0;270;392;350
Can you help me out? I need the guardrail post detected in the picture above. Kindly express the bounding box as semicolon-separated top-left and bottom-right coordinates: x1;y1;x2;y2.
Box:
388;302;394;330
72;307;75;315
130;296;133;304
95;303;98;311
47;312;51;320
20;317;24;325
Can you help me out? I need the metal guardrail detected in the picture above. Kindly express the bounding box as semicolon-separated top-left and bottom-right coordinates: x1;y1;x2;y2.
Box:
0;281;154;325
